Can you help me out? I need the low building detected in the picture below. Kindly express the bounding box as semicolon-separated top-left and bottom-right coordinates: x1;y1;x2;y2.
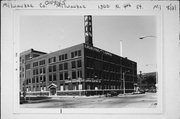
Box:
137;71;157;91
20;15;137;96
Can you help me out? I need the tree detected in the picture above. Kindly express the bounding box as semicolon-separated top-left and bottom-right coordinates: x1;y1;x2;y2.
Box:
143;75;156;88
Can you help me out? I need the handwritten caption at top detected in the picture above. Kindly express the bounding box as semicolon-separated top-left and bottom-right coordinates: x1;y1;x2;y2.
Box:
2;0;177;12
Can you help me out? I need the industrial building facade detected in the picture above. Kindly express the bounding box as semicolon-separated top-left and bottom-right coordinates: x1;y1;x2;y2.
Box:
20;15;137;96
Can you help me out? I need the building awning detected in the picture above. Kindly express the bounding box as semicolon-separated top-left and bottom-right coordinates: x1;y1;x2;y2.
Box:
47;83;57;89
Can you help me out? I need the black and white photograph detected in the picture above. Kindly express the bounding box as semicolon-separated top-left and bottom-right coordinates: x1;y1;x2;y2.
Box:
1;1;179;119
19;15;159;108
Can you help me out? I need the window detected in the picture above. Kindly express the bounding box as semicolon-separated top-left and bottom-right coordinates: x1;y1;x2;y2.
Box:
39;60;45;65
33;62;38;67
36;76;39;83
78;50;81;56
53;73;56;81
49;74;52;81
53;57;56;62
22;59;25;63
22;67;24;72
26;79;28;85
29;79;31;83
72;61;76;68
25;64;31;70
65;54;68;59
43;75;46;82
77;60;82;67
64;63;68;70
71;52;74;58
64;72;68;80
59;55;61;61
32;77;35;83
33;69;36;75
49;57;56;63
53;65;56;72
49;66;52;72
40;68;42;74
59;64;63;70
75;51;78;57
77;70;82;78
36;69;39;75
62;55;64;60
43;67;46;73
40;76;43;82
72;71;76;79
59;73;63;80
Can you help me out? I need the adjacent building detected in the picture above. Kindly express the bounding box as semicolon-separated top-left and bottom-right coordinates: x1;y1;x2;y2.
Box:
20;15;137;96
137;71;157;90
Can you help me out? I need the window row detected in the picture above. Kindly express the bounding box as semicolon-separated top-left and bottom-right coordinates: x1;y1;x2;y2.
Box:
33;62;38;67
48;57;56;63
31;75;46;84
86;70;121;81
20;57;25;63
71;60;82;69
59;70;82;80
25;70;82;84
33;67;46;75
71;50;81;58
32;60;46;68
39;60;45;65
59;54;68;61
49;60;82;72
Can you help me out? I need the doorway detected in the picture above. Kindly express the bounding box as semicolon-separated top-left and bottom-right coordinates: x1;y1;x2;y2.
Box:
50;87;56;95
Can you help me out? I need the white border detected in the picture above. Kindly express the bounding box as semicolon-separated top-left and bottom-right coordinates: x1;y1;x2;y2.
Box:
12;10;163;114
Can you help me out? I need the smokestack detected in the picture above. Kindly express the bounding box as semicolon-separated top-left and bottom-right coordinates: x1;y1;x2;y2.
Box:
84;15;93;46
120;40;123;57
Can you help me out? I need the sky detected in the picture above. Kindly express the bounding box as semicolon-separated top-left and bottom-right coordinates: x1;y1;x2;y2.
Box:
20;16;157;73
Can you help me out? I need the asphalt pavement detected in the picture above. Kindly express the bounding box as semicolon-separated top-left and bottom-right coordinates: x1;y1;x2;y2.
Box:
20;93;157;108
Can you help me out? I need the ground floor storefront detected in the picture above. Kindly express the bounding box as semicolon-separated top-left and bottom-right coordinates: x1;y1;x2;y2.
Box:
22;80;136;96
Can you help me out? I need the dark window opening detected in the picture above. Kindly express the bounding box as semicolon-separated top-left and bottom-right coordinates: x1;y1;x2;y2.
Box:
72;61;76;68
59;73;63;80
64;72;68;80
49;74;52;81
43;75;46;82
72;71;76;79
65;54;68;59
77;70;82;78
59;55;61;61
36;77;39;83
64;63;68;70
53;65;56;72
49;66;52;72
78;50;81;56
53;74;56;81
77;60;82;67
62;55;64;60
59;64;63;70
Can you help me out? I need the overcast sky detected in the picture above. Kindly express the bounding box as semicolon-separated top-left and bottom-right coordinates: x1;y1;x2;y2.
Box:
20;16;156;73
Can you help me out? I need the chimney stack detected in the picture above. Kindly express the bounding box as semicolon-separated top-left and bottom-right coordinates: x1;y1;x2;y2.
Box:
84;15;93;46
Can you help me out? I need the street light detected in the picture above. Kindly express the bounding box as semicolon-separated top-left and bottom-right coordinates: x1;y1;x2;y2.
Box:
139;35;156;39
122;70;130;95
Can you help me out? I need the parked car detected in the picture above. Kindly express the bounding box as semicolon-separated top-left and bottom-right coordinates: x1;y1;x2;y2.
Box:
106;91;119;97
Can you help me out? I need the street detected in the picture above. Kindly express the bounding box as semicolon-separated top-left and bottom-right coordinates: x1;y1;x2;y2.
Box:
20;93;157;108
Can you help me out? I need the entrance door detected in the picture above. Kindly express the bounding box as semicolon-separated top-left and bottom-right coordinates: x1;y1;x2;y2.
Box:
50;88;56;95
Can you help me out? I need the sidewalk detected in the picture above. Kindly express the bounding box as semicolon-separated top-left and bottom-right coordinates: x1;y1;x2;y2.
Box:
118;93;146;97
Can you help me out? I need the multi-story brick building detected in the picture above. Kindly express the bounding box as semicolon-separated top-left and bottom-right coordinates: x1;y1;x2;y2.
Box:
20;15;137;96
